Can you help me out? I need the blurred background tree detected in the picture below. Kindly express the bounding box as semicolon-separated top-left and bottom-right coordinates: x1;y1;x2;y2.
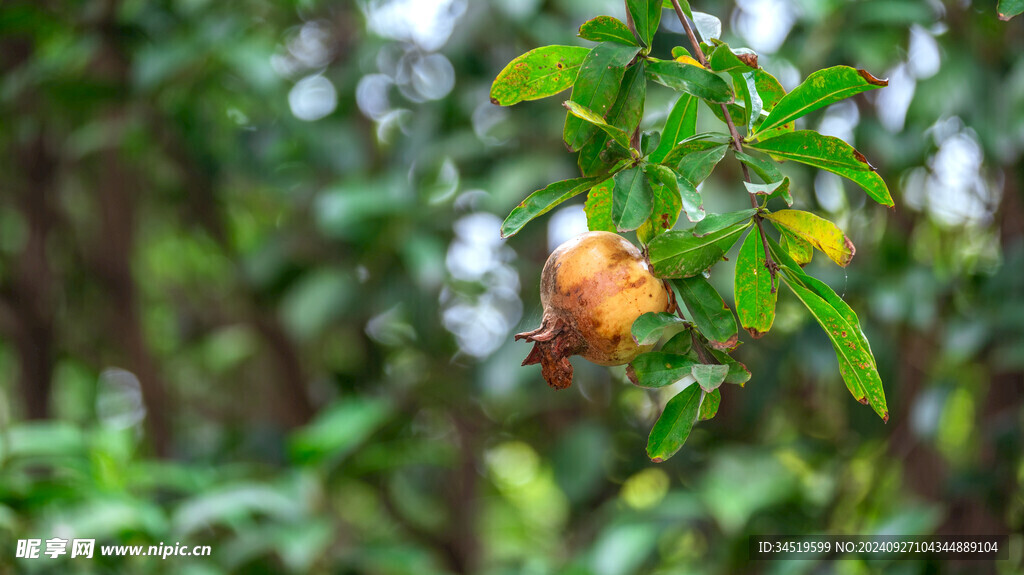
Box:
0;0;1022;573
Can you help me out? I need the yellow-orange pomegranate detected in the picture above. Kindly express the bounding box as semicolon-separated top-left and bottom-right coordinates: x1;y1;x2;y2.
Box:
517;231;671;389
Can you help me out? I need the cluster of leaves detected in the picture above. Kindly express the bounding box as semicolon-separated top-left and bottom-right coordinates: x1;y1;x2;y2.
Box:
492;0;893;462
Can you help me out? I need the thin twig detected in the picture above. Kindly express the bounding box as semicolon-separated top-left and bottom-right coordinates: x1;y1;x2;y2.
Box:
668;0;779;289
624;2;643;151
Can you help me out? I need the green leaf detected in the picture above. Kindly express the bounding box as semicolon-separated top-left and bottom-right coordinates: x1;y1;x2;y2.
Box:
578;16;638;46
661;331;694;355
632;312;689;345
742;178;788;197
584;179;616;231
612;166;655;231
500;177;599;237
781;275;887;422
661;137;726;166
708;348;751;384
698;389;721;420
734;150;782;181
742;180;783;195
640;130;661;156
290;397;392;464
735;227;777;337
564;43;641;151
707;44;758;73
747;130;894;207
675;276;739;350
780;228;813;265
606;61;647;135
691;11;722;41
647;164;704;223
662;0;693;21
627;0;663;49
629;352;698;388
735;151;793;205
693;208;757;237
578;134;611;177
692;363;729;392
671;46;693;60
733;71;763;132
677;175;705;222
490;46;591;106
638;165;684;243
645;59;734;103
650;94;698;163
707;99;748;127
766;209;855;267
648;220;750;278
671;142;729;187
754;66;888;137
999;0;1023;20
752;69;787;116
647;383;702;462
563;100;633;150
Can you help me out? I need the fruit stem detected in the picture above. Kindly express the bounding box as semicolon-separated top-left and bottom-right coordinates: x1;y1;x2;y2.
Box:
516;313;585;390
667;0;779;290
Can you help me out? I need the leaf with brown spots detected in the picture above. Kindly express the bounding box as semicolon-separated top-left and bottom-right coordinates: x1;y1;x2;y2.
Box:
747;130;894;207
998;0;1023;20
584;178;616;232
779;228;813;266
783;277;887;422
490;45;591;106
769;233;885;421
637;164;683;244
753;65;888;137
578;15;638;46
735;227;777;337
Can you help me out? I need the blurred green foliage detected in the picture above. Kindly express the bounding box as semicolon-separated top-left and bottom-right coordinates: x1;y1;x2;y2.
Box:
0;0;1022;573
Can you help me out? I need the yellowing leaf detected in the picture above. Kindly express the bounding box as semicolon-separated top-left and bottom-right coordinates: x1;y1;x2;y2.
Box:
674;55;704;68
766;209;855;267
490;46;591;106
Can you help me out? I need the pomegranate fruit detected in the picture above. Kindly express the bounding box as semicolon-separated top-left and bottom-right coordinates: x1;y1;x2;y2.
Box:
517;231;672;389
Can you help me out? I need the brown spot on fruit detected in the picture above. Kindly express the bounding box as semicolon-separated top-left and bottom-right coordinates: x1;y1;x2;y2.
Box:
856;69;888;86
515;231;671;389
490;96;500;105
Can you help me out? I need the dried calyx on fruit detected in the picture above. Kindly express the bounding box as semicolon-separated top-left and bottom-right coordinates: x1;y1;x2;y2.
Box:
517;231;671;389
